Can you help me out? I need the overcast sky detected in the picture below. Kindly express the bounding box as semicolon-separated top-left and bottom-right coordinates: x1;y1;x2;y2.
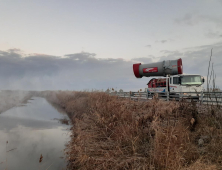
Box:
0;0;222;91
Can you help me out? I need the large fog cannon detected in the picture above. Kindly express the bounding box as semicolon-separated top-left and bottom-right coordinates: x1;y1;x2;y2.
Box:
133;58;183;78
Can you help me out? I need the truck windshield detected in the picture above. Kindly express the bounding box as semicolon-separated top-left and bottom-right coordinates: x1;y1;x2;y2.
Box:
181;75;202;85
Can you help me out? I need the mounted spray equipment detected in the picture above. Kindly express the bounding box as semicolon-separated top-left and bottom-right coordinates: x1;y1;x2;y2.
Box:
133;58;183;78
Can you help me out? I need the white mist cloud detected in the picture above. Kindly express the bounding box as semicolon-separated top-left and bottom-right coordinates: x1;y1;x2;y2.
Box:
1;42;222;91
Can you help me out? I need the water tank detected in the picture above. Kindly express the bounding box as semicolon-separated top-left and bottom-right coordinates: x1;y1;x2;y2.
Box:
133;58;183;78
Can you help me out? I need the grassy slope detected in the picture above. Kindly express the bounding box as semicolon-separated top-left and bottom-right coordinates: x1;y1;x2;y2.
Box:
43;91;222;170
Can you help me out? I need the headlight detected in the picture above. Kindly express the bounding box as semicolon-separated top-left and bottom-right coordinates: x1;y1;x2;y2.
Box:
183;93;187;95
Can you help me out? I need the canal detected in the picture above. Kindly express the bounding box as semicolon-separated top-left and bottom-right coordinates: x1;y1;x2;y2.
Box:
0;97;70;170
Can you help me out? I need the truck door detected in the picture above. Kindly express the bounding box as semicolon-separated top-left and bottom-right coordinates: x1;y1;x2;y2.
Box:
172;77;180;93
170;77;179;93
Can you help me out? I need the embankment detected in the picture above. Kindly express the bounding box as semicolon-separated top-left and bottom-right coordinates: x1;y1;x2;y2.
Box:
42;91;222;170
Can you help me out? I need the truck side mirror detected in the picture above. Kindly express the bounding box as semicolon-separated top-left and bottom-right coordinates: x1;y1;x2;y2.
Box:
202;78;205;83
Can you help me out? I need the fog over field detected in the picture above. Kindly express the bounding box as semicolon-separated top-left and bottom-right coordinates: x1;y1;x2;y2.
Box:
0;44;222;91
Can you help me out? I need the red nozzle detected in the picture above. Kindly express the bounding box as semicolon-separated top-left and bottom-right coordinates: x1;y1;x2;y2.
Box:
177;58;183;74
133;63;142;78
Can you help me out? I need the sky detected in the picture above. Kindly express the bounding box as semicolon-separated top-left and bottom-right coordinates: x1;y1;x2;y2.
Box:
0;0;222;91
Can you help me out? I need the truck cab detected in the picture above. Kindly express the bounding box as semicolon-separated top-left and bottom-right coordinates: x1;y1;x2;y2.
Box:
169;74;204;94
147;74;204;98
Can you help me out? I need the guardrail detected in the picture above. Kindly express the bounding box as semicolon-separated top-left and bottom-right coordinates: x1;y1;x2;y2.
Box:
110;91;222;105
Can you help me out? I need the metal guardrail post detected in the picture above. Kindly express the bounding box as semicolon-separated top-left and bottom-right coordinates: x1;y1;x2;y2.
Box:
166;92;169;101
166;75;169;101
200;91;203;104
130;91;131;100
180;93;183;101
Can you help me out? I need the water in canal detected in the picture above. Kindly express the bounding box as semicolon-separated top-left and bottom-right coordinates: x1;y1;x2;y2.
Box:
0;97;70;170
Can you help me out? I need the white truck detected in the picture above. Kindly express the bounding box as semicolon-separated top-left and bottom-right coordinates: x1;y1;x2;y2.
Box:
133;58;205;99
146;74;205;99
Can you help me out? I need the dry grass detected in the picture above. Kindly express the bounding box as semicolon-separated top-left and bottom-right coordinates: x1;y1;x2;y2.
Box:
43;91;222;170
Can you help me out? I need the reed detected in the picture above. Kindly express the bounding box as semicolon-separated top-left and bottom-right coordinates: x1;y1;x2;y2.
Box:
43;91;222;169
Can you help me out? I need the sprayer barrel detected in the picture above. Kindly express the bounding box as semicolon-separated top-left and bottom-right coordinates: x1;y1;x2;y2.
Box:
133;58;183;78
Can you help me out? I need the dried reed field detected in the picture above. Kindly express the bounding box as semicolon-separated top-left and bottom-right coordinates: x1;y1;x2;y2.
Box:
43;91;222;170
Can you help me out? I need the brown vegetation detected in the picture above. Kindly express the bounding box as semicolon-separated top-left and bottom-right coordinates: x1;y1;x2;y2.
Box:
43;91;222;170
